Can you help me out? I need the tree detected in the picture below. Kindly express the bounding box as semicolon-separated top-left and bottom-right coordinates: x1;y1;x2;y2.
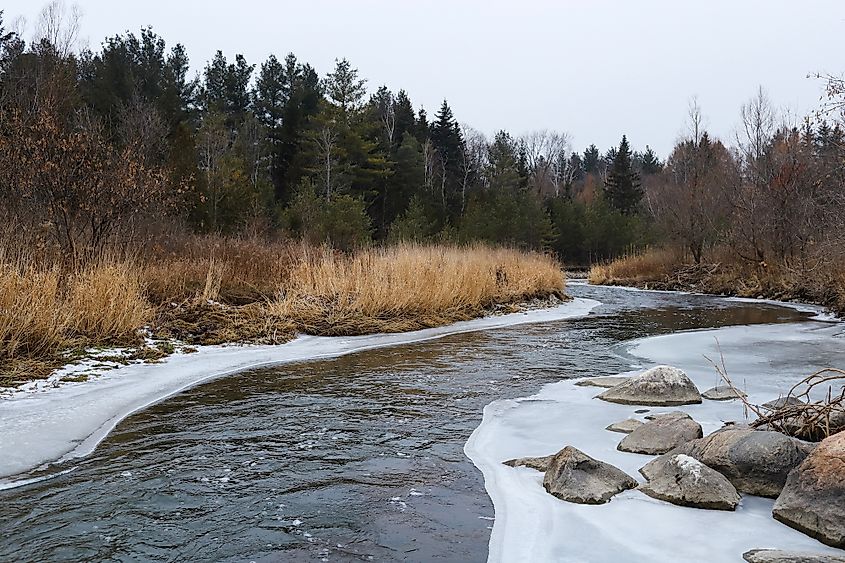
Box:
522;129;570;198
583;144;600;174
429;99;465;221
324;58;366;117
0;107;171;263
604;135;643;214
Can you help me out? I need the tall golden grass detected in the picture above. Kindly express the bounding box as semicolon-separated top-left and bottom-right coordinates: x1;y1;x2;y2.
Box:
272;244;566;335
588;248;680;285
0;238;567;383
589;246;845;315
0;256;153;380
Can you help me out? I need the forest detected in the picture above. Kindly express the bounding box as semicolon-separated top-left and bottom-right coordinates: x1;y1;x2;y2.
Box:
1;2;844;380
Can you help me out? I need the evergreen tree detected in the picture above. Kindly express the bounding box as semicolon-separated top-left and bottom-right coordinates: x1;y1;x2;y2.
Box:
429;99;465;221
604;135;643;214
415;107;429;143
639;145;663;175
394;90;416;146
583;144;600;174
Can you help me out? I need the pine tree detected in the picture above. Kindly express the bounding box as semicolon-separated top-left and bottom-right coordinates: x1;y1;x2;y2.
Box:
604;135;643;214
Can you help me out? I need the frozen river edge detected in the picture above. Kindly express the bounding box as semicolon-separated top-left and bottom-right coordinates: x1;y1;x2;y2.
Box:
464;301;844;562
0;298;601;488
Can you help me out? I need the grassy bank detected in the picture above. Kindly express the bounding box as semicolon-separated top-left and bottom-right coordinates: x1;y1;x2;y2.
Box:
589;247;845;316
0;239;567;386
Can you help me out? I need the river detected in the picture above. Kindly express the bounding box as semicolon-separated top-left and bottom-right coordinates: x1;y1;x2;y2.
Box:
0;285;837;562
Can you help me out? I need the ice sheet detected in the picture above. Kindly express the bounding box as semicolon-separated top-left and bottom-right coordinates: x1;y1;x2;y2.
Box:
465;320;845;562
0;298;600;487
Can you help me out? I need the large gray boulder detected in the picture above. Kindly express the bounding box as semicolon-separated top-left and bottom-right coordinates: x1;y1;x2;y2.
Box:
772;431;845;548
503;454;555;472
702;385;747;401
574;376;630;388
597;365;702;406
671;428;814;497
605;418;644;434
617;412;703;455
743;549;845;562
543;446;638;505
638;453;740;510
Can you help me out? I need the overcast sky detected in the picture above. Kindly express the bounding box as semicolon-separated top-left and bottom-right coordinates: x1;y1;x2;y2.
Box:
4;0;844;156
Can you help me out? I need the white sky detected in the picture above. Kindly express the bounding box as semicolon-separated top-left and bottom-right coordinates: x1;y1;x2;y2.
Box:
4;0;844;157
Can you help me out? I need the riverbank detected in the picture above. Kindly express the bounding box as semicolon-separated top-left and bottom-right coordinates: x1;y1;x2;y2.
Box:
1;241;566;387
588;248;845;317
466;314;845;562
0;296;600;488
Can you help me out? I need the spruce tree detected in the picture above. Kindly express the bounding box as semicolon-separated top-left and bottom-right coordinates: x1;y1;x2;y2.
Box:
604;135;643;214
639;145;663;175
583;144;600;174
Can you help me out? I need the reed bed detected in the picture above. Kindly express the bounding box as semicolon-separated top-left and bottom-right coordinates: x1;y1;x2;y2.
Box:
0;239;567;383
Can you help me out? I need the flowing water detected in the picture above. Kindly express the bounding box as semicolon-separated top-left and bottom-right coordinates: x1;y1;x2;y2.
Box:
0;286;816;562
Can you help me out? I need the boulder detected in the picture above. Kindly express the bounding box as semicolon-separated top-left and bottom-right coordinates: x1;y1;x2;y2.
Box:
605;418;644;434
574;376;630;389
638;453;740;510
671;428;814;497
772;431;845;548
503;454;554;472
618;412;703;455
543;446;638;505
702;385;747;401
597;365;702;406
743;549;845;562
762;396;806;410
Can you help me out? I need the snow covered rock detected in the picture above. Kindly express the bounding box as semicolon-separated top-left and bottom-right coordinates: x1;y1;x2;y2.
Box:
617;412;703;455
772;431;845;548
743;549;845;562
503;454;555;472
605;418;644;434
542;446;638;505
672;428;814;498
702;385;747;401
574;376;630;389
638;453;740;510
597;365;702;406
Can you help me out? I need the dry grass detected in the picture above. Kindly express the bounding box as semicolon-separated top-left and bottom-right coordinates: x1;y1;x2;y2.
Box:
0;254;153;383
589;246;845;316
588;248;680;285
271;244;566;335
0;238;567;384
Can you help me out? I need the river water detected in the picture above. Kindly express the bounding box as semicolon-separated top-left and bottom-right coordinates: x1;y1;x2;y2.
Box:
0;285;819;562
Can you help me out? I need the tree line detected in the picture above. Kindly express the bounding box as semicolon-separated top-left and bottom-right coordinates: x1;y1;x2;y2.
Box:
1;3;842;271
0;6;661;265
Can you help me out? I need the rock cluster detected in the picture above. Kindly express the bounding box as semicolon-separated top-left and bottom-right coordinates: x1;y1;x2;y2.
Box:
669;428;814;497
501;363;845;560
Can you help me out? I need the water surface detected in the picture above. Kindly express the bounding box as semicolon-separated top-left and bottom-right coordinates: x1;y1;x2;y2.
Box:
0;286;813;562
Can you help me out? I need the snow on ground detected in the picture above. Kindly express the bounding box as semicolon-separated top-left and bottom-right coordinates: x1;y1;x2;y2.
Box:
465;319;845;563
0;297;600;488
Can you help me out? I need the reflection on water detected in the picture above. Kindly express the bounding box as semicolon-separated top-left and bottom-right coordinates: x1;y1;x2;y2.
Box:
0;287;812;562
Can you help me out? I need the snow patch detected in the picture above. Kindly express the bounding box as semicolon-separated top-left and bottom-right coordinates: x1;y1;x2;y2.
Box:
465;318;845;562
674;454;703;481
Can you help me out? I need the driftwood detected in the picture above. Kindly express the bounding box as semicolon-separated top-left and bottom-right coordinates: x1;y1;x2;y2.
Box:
706;342;845;441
